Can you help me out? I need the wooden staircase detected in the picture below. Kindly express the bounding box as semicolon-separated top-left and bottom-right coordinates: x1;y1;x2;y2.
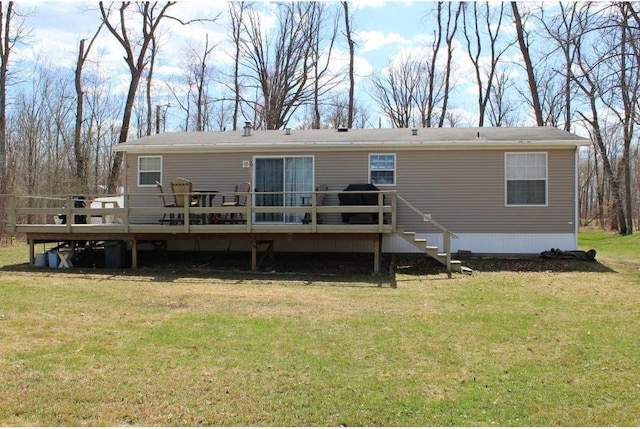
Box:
397;227;471;275
396;195;472;277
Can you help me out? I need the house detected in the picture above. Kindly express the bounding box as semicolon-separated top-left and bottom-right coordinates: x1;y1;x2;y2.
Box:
7;126;589;275
115;126;589;265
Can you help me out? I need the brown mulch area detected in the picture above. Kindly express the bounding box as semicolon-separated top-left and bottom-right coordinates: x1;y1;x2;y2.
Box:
131;250;609;276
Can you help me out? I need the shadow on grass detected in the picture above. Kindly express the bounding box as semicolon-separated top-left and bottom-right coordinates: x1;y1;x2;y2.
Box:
0;251;397;288
0;251;615;288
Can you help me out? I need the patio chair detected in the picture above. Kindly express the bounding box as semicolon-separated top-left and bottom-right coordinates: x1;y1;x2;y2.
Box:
222;181;251;223
170;177;199;224
156;181;176;225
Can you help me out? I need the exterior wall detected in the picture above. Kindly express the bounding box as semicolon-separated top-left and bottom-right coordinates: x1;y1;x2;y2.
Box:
126;146;577;253
391;149;576;234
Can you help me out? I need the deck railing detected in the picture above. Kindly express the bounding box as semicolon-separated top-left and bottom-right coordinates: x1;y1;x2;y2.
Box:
1;189;399;235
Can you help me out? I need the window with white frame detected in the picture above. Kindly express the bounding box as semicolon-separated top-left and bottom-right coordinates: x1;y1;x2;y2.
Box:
505;152;547;206
138;156;162;186
369;153;396;186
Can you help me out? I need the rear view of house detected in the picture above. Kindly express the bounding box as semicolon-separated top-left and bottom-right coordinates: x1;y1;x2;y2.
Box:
119;126;588;256
6;126;589;275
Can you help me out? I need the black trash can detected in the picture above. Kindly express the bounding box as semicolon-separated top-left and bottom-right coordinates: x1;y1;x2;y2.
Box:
104;240;127;269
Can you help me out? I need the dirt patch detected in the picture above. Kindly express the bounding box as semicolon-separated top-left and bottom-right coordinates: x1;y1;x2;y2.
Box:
133;250;610;276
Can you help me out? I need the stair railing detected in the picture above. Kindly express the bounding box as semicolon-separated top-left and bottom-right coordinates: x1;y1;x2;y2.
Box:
397;195;458;276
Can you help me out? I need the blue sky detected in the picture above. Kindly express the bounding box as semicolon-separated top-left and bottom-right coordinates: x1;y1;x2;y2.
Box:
15;1;507;129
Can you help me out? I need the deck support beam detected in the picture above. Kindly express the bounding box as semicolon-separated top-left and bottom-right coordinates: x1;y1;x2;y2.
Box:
29;239;35;265
131;239;138;269
373;234;381;274
251;240;257;271
251;239;274;271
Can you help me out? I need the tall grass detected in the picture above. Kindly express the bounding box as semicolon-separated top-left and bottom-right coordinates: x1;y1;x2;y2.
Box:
0;231;638;426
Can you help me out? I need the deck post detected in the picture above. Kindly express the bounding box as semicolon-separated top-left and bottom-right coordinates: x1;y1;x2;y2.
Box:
378;192;384;232
245;194;252;232
8;195;16;232
131;239;138;269
373;234;381;274
29;239;35;265
390;192;397;232
65;195;72;232
251;239;257;271
311;192;318;232
444;231;452;279
124;194;131;233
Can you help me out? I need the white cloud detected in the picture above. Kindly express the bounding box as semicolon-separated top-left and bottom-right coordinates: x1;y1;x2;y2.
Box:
356;30;408;53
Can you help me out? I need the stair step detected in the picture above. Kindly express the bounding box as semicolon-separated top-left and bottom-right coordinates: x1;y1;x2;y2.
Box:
397;226;468;275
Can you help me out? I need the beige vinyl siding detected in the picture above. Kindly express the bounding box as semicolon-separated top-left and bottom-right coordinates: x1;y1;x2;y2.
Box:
127;148;575;234
394;149;575;234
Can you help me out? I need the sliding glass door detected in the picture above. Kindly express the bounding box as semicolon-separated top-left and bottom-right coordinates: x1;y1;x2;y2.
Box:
254;156;314;223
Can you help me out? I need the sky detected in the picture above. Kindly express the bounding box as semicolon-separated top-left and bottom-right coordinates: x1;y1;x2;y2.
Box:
12;1;519;129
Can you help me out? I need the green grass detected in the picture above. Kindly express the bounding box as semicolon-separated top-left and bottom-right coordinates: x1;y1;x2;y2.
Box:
0;230;639;426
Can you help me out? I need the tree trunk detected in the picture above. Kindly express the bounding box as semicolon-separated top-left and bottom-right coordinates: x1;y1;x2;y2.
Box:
342;1;354;128
511;2;544;126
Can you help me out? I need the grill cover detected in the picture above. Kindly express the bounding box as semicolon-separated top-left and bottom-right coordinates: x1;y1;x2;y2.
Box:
338;183;380;223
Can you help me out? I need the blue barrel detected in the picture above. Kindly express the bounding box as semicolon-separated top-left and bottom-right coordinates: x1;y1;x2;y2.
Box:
48;250;59;268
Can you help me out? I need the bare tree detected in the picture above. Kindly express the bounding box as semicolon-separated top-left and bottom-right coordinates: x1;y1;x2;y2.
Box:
190;34;217;131
537;2;581;131
227;2;247;131
487;69;520;126
370;55;421;128
603;2;639;234
309;3;341;129
570;3;628;234
1;1;28;197
144;33;160;137
74;24;102;189
462;2;513;126
240;2;320;129
511;2;544;126
438;1;462;128
341;1;355;128
99;1;177;193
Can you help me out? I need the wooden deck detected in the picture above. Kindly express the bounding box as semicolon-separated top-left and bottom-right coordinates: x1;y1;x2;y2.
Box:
3;191;399;273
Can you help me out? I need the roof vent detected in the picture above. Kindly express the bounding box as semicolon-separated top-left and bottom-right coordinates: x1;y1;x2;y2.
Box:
411;128;418;136
285;128;291;135
337;127;349;132
243;121;252;137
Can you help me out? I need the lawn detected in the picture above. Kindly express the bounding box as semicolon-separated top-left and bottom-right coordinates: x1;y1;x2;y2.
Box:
0;231;638;426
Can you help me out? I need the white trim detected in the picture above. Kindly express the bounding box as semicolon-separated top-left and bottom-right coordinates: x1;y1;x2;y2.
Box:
383;232;578;255
504;152;548;207
137;155;162;187
368;153;396;186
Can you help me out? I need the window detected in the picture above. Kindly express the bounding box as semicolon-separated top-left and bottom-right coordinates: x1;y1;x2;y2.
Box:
505;152;547;206
138;156;162;186
369;153;396;186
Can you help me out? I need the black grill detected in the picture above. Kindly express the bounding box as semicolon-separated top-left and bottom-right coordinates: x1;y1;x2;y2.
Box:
338;183;380;224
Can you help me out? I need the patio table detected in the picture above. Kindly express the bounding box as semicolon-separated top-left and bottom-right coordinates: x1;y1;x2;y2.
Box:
193;190;219;224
